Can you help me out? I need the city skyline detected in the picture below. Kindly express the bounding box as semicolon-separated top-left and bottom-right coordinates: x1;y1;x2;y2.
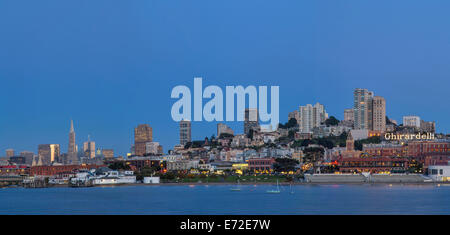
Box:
1;1;450;156
0;88;447;157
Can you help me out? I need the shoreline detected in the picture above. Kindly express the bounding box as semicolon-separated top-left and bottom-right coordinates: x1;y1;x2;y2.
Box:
3;181;449;189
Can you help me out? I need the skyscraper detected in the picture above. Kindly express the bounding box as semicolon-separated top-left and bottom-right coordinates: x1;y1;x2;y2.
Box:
66;120;79;164
353;88;374;130
134;124;153;156
83;136;96;159
244;108;259;135
372;96;386;132
20;151;34;165
179;120;191;146
68;120;76;154
354;89;387;132
38;144;60;166
298;103;328;133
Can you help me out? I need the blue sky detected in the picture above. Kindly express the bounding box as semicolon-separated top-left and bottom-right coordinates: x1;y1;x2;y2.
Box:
1;0;449;156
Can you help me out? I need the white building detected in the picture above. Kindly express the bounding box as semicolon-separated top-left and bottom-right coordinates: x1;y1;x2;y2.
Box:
427;165;450;182
166;160;199;171
143;177;160;184
299;103;328;133
145;142;161;155
93;169;136;185
350;129;369;140
354;88;374;130
403;116;421;128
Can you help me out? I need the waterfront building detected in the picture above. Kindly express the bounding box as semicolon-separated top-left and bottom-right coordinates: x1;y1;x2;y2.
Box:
353;88;374;130
372;96;386;132
403;116;421;128
363;143;406;157
134;124;153;156
38;144;60;166
92;168;136;185
29;164;104;176
338;157;410;173
244;108;259;135
248;158;275;173
406;141;450;158
143;177;160;184
166;160;199;171
179;120;191;146
425;156;450;169
427;165;450;182
298;103;328;133
0;165;29;175
232;163;248;171
210;161;234;172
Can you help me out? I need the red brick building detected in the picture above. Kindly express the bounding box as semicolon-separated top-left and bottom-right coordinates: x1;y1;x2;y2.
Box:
424;155;450;168
29;164;104;176
407;141;449;157
248;158;275;172
0;165;29;176
362;141;449;159
338;157;409;173
363;144;406;157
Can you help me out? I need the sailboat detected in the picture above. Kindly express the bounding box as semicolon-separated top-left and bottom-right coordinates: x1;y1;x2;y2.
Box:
289;183;294;194
266;179;281;194
230;180;241;191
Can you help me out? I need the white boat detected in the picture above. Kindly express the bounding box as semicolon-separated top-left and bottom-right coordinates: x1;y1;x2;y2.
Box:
267;180;281;194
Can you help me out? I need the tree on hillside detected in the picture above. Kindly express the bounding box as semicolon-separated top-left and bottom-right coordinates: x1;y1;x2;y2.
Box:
279;118;298;129
324;116;339;126
354;136;382;151
108;161;131;170
273;158;299;173
303;147;324;170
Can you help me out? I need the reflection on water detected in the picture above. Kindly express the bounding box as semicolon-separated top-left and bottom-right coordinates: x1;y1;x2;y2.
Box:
0;184;449;215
